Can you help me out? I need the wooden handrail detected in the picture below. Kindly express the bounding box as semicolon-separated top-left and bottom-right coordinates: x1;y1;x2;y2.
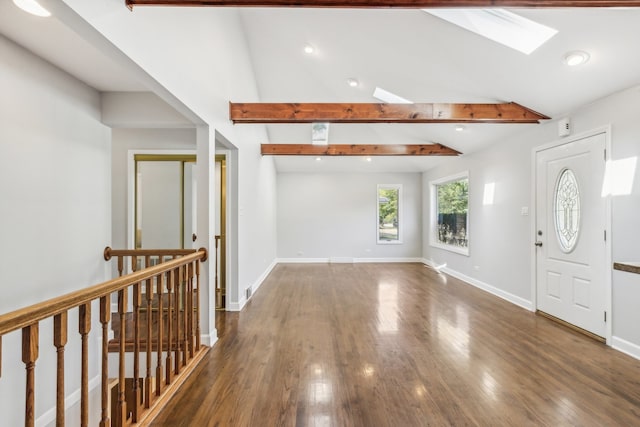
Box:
104;247;202;260
1;247;209;427
0;248;207;336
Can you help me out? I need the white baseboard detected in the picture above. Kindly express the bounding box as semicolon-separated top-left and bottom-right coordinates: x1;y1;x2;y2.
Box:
226;296;246;312
36;374;101;426
356;257;424;263
277;257;330;263
442;266;533;311
421;259;533;311
252;259;278;294
277;257;423;264
200;333;218;348
612;336;640;360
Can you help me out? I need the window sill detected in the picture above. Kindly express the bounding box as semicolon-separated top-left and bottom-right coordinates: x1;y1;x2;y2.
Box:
430;241;469;256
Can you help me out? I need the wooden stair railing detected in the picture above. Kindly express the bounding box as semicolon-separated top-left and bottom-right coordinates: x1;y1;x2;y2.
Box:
0;247;207;427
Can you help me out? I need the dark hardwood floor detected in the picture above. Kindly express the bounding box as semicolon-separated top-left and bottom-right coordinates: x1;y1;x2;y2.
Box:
150;263;640;426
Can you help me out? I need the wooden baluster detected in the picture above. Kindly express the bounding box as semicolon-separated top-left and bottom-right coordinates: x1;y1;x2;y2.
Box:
54;312;68;427
79;303;91;427
181;264;188;366
187;262;194;359
132;282;142;422
100;296;111;427
117;256;124;277
145;258;154;408
22;323;39;427
195;260;201;349
156;272;164;395
174;266;181;375
115;290;127;427
165;267;174;385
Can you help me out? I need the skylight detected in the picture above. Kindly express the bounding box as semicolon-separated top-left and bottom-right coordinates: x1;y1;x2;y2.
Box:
424;9;558;55
373;87;413;104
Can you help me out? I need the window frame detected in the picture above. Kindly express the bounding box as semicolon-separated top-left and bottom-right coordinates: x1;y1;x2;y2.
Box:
430;171;470;256
377;184;403;245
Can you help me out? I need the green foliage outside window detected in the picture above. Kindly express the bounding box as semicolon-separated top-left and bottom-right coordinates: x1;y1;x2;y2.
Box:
378;187;400;242
436;179;468;247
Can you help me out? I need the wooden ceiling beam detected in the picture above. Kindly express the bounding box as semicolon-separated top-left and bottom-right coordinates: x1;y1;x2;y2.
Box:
231;102;549;124
127;0;640;8
261;143;461;156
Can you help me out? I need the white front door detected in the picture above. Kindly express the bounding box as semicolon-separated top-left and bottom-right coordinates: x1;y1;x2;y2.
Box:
535;132;607;338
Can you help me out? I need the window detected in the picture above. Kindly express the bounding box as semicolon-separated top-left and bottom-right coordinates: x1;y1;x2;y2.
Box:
430;172;469;255
377;184;402;244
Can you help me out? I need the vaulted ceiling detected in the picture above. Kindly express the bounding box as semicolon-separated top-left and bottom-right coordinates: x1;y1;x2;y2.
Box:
3;2;640;172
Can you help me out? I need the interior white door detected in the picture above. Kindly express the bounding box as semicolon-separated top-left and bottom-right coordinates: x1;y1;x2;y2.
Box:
535;132;607;337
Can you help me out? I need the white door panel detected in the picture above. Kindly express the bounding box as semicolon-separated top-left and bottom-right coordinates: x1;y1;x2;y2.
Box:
535;133;606;337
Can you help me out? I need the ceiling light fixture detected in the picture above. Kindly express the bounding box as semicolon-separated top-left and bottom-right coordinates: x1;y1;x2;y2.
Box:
373;87;413;104
564;51;590;67
315;157;322;162
424;9;557;55
304;44;315;54
347;78;359;88
455;125;466;132
13;0;51;17
366;157;372;162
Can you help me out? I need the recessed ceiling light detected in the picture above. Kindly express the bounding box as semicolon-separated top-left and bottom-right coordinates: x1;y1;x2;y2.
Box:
13;0;51;17
366;157;372;162
455;125;466;132
304;44;315;54
424;9;557;55
347;78;359;88
315;157;322;162
373;87;413;104
564;51;590;67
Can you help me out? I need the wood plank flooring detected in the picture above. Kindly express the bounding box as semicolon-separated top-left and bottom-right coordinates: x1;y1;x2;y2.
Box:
150;263;640;426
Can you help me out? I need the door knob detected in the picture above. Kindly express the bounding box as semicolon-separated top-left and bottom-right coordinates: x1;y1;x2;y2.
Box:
535;241;543;247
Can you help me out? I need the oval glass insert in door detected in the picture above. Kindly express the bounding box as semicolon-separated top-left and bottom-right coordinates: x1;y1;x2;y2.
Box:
553;168;581;252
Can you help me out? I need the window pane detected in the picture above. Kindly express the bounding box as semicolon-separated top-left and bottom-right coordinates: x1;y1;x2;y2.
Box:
554;168;580;252
378;186;400;243
436;178;468;248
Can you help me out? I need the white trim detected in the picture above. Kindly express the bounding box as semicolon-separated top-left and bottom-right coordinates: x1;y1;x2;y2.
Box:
355;257;424;263
226;297;246;312
277;258;331;264
423;260;533;311
36;374;101;427
226;259;277;311
200;333;218;347
252;259;278;294
612;336;640;361
429;171;470;257
531;126;612;345
276;258;423;264
126;149;197;252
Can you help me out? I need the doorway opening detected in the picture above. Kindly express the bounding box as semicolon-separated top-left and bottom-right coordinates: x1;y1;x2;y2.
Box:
215;154;227;310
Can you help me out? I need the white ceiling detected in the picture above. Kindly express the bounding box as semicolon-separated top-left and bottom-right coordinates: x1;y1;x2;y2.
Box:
0;1;146;92
238;8;640;172
3;4;640;172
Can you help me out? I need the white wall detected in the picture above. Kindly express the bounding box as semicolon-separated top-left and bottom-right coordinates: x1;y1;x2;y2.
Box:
61;2;278;311
110;128;196;251
278;172;422;260
0;35;110;425
423;85;640;355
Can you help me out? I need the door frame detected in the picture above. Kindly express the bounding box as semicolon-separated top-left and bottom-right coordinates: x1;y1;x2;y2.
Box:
127;149;197;252
530;126;613;344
